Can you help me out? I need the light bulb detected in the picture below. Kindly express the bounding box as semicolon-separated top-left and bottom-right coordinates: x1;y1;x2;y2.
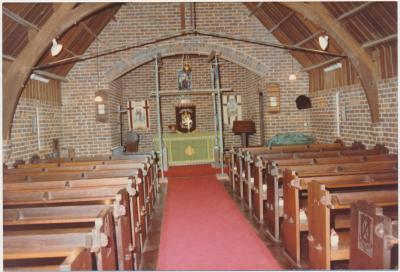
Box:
289;73;297;81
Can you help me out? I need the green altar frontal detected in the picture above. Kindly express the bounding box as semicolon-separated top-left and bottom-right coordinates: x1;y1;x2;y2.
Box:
153;131;216;166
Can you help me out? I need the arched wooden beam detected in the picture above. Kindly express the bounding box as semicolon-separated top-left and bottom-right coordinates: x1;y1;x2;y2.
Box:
282;2;380;123
3;3;113;140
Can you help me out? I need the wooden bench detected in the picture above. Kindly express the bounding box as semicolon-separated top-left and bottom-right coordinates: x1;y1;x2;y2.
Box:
4;247;92;271
307;181;398;269
13;157;158;212
3;184;137;270
253;149;392;225
260;153;396;241
4;176;144;269
281;160;398;265
239;142;365;209
4;167;152;239
4;207;116;270
6;159;157;218
4;203;137;270
349;200;398;270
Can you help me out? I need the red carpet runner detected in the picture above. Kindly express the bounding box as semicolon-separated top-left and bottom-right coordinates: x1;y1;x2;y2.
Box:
157;168;282;270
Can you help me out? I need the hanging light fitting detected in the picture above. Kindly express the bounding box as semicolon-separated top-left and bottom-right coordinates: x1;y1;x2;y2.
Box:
50;38;63;57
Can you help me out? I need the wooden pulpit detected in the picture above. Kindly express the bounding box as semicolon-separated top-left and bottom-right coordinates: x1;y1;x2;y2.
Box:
232;120;256;147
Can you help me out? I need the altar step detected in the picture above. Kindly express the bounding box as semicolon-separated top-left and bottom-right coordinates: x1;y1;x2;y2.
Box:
164;164;227;178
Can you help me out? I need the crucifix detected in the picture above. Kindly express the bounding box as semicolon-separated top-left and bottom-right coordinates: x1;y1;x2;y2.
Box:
127;101;134;130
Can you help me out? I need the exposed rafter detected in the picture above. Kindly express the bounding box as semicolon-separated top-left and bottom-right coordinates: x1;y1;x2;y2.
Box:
248;2;263;17
80;21;103;44
337;2;373;21
362;34;397;49
63;47;79;57
282;2;380;123
3;7;40;31
267;11;295;34
3;55;16;62
32;70;68;82
295;31;323;47
3;3;114;140
302;57;342;72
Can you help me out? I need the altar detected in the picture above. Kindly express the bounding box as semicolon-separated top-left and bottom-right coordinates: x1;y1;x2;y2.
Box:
153;131;215;166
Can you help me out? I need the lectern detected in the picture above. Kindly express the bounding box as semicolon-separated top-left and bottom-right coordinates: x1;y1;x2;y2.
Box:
232;120;256;147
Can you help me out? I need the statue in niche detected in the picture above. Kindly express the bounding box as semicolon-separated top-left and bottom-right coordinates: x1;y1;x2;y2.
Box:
177;70;192;90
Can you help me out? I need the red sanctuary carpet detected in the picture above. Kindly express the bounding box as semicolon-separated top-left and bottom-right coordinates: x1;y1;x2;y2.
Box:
157;165;282;270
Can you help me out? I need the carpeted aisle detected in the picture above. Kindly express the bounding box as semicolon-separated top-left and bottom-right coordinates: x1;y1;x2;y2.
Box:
157;169;282;270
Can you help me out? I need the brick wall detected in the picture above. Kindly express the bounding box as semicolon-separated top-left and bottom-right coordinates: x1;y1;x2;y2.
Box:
309;77;398;153
59;2;310;155
120;56;253;151
3;96;62;166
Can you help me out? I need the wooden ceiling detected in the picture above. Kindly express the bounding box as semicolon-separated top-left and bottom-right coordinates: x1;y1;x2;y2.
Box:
245;2;397;72
3;2;396;79
3;3;121;77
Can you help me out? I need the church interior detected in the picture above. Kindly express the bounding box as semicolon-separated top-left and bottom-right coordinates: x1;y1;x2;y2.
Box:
2;2;399;270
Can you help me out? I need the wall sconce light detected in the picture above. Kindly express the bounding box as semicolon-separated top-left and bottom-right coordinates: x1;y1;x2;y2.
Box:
95;91;108;123
266;83;280;113
289;54;297;81
94;95;103;103
51;38;63;57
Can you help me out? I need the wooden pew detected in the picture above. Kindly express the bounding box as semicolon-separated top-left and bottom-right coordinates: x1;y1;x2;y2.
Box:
239;142;365;209
4;186;134;270
349;200;398;270
260;153;396;240
4;207;116;270
281;160;397;265
9;159;157;217
13;157;158;212
4;247;93;271
4;177;144;269
18;153;160;206
250;147;388;225
307;181;398;269
4;204;136;270
4;167;151;241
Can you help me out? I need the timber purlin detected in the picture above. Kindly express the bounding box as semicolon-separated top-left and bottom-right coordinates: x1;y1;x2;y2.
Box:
3;153;159;271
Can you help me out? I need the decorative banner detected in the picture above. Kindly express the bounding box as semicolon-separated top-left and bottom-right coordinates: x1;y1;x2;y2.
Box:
223;95;242;129
127;100;150;130
176;105;196;133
